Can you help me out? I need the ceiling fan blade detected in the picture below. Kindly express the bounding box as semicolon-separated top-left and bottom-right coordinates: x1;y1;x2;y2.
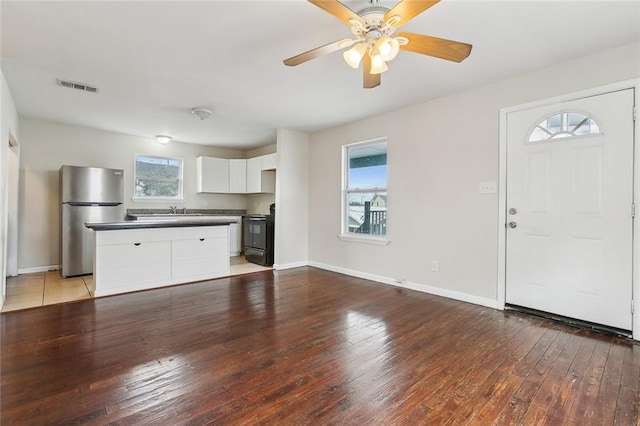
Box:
283;39;348;66
308;0;364;26
384;0;441;28
363;54;381;89
397;32;472;63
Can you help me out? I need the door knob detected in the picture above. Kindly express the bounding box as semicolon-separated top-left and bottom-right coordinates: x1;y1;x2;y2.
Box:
508;221;517;228
508;208;518;215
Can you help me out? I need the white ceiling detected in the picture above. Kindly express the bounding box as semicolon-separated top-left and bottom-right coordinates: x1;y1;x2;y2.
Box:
1;1;639;150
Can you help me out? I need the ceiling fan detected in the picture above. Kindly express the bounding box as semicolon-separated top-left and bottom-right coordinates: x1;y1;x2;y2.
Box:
283;0;472;89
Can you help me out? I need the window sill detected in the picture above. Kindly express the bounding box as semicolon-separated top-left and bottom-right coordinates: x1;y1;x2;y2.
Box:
132;197;184;203
338;234;390;246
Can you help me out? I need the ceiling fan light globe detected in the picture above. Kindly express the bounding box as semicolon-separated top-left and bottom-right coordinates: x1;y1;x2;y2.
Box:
376;37;400;61
370;54;388;74
343;43;367;69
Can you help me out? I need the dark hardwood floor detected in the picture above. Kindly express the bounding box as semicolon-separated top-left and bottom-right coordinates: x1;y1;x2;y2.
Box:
1;267;639;425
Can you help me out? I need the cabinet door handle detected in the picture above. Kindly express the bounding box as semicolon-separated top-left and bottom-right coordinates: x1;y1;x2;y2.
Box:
200;238;205;241
134;243;141;246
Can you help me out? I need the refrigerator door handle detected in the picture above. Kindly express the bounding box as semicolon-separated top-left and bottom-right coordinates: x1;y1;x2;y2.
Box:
65;202;122;207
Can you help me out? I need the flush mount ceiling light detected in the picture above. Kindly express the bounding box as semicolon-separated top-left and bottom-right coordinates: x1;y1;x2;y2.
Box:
156;135;172;145
283;0;473;89
191;107;213;121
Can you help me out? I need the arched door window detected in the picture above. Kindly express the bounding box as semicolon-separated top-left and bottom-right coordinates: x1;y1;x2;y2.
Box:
528;112;601;142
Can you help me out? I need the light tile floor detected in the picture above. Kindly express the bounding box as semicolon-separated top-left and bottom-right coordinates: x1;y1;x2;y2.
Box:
2;256;272;313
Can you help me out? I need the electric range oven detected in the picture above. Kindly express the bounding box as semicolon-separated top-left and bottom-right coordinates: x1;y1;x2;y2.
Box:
244;214;274;266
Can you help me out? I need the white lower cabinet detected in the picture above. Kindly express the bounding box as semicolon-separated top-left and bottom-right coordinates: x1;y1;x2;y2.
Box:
229;221;241;256
206;216;241;256
96;241;171;291
172;234;228;280
93;226;230;297
99;261;172;291
99;240;171;268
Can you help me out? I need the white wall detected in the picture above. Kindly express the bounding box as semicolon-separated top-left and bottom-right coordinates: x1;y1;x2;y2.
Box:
18;119;249;271
246;193;275;215
274;129;308;269
1;70;20;306
308;41;640;307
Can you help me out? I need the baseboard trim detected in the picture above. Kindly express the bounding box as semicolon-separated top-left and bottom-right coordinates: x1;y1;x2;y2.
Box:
18;265;60;275
15;261;499;309
273;261;308;270
308;261;500;310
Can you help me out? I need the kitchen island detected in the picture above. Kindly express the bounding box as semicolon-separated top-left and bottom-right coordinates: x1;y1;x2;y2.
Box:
85;218;233;297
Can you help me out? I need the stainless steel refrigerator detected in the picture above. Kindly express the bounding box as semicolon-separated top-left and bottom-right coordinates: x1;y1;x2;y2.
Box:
60;165;124;277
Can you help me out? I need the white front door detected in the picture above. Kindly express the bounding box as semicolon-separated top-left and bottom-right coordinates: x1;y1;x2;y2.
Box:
505;89;635;330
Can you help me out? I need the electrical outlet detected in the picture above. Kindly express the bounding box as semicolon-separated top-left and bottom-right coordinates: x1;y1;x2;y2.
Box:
479;181;497;194
431;261;440;272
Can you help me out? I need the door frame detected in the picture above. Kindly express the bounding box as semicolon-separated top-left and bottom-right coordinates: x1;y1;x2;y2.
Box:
497;79;640;339
6;134;20;277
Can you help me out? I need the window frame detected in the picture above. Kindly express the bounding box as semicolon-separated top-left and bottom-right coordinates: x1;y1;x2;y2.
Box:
132;154;184;202
527;110;603;143
339;137;390;245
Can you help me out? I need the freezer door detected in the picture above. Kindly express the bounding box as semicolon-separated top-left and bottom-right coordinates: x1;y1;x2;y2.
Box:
60;165;124;204
61;204;124;277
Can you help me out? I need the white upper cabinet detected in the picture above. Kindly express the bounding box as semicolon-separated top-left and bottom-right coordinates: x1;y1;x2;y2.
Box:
246;157;275;193
261;153;277;170
246;157;261;193
229;159;247;193
197;153;276;194
196;156;229;193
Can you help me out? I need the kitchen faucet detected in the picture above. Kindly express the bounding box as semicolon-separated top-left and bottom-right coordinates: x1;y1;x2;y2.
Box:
169;205;177;214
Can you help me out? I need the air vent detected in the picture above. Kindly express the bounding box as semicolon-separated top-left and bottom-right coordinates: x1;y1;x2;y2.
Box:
56;79;99;93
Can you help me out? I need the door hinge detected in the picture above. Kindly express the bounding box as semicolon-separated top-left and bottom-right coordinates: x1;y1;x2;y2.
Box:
632;203;636;218
634;106;637;121
632;299;634;314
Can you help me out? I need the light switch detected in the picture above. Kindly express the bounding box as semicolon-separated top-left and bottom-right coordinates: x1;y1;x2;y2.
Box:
479;181;497;194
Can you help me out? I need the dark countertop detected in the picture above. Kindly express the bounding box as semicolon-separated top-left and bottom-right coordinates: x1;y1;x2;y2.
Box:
127;208;246;216
127;213;241;221
85;219;233;231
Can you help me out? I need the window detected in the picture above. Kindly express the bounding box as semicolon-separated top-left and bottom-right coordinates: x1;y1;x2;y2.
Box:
134;154;183;200
342;138;388;241
528;112;601;143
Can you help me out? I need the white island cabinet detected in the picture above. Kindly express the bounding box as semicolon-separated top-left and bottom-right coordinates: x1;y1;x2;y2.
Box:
91;225;230;297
